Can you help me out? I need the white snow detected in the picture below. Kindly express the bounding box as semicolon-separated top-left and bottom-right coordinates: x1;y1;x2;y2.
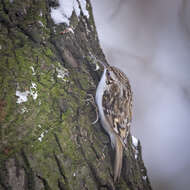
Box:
73;0;80;17
51;1;79;25
16;90;30;104
38;21;44;27
67;27;74;34
21;106;28;114
95;63;100;71
135;152;138;159
16;82;38;104
131;136;139;159
50;0;89;25
51;6;70;25
56;67;68;81
142;175;147;180
30;82;38;100
60;27;74;34
39;11;43;17
79;0;89;18
132;135;138;147
38;132;44;142
38;129;48;142
30;66;36;75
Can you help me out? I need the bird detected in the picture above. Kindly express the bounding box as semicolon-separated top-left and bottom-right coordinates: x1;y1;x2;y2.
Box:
95;61;133;182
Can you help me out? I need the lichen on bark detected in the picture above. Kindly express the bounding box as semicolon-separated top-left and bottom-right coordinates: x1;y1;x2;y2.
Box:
0;0;152;189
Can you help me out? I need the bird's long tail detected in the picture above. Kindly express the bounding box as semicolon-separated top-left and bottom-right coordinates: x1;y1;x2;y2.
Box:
114;137;123;182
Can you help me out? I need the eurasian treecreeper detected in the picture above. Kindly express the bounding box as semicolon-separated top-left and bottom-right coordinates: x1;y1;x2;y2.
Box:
96;61;133;182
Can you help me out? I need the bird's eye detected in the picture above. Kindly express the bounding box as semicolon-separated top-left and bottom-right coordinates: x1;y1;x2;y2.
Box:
107;71;110;76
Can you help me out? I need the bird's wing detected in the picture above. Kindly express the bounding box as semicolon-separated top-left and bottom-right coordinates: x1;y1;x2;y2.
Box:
102;78;132;146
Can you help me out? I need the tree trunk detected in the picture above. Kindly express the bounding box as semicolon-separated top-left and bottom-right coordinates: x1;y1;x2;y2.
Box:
0;0;152;189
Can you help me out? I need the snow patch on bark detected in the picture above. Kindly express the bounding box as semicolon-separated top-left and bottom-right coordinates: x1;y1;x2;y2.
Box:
30;66;36;75
38;130;48;142
16;82;38;104
51;0;79;25
79;0;89;18
21;106;28;114
50;0;89;25
132;135;138;147
132;136;139;159
38;132;45;142
38;21;44;27
16;90;30;104
30;82;38;100
56;65;69;81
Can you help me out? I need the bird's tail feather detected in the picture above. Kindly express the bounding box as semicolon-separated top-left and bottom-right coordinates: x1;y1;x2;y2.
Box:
114;138;123;182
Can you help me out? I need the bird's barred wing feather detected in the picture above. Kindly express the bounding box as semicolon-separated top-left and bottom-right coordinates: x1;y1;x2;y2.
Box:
102;67;132;147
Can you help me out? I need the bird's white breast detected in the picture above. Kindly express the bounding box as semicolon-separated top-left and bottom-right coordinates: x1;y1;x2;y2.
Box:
95;69;116;148
96;69;106;119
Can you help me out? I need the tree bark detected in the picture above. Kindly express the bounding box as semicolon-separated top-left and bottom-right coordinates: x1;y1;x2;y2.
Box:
0;0;152;189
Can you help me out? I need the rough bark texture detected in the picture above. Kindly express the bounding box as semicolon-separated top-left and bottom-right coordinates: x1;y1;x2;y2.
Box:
0;0;152;189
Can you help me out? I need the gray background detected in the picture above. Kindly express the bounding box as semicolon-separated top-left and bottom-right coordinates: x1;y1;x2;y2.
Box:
92;1;190;190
